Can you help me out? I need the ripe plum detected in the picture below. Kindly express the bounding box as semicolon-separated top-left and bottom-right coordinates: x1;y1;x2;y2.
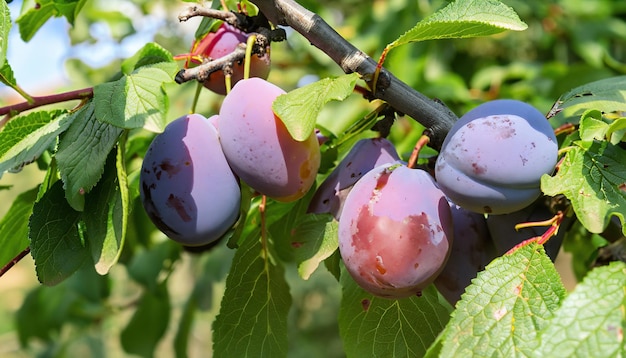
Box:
219;78;320;202
338;163;453;298
140;114;241;246
435;99;558;214
434;203;495;305
308;137;400;218
191;23;270;95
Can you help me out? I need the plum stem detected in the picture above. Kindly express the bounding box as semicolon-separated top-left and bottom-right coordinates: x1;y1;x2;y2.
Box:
244;34;257;80
407;134;431;169
505;210;567;255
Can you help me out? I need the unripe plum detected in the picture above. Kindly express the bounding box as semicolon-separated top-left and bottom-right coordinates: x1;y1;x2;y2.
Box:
219;78;321;202
338;163;453;298
434;203;496;306
435;99;558;214
308;137;401;219
192;23;270;95
140;114;241;246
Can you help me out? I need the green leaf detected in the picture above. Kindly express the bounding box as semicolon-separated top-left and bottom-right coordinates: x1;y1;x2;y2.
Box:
541;141;626;235
17;0;86;41
389;0;527;49
213;230;291;357
127;240;181;293
120;283;170;358
28;180;89;286
0;109;73;175
16;285;74;345
83;149;126;275
94;62;178;132
439;243;566;357
606;117;626;144
537;261;626;357
121;42;174;74
339;274;451;358
0;0;10;67
579;109;608;142
0;186;38;268
56;101;123;211
553;76;626;125
16;0;55;42
0;59;16;87
174;296;197;358
289;213;339;280
273;73;359;141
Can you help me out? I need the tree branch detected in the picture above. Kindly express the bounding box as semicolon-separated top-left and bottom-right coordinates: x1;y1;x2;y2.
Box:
250;0;457;149
0;87;93;117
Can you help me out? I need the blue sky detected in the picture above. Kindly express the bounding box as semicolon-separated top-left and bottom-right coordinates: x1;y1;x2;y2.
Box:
2;0;168;98
4;1;70;94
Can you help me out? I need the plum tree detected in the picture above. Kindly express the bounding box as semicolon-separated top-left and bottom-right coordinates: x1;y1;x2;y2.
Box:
190;22;270;95
140;114;241;246
435;99;558;215
338;163;453;298
307;137;400;218
218;78;321;202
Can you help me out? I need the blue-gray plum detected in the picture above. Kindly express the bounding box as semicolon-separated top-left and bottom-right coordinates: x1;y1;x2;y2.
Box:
140;114;240;246
308;137;400;219
435;99;558;214
434;203;496;306
218;78;320;202
338;163;453;298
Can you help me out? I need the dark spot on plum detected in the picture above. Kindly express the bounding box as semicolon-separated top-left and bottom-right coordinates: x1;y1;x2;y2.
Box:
472;162;487;175
166;194;192;222
346;161;352;168
374;170;392;191
159;160;181;178
361;299;371;311
520;156;528;166
185;161;191;166
322;199;330;205
141;182;179;236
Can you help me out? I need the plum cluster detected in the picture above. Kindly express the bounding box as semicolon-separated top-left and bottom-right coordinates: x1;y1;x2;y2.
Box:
309;99;558;300
140;78;320;247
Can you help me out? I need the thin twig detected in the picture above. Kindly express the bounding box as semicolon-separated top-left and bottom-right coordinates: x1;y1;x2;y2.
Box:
0;247;30;278
178;6;239;25
0;87;94;122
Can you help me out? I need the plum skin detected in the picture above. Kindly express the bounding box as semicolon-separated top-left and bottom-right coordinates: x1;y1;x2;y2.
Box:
140;114;241;246
307;137;401;219
435;99;558;215
219;78;320;202
338;163;453;298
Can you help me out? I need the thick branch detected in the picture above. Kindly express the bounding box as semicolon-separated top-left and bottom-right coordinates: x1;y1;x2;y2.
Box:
251;0;457;149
